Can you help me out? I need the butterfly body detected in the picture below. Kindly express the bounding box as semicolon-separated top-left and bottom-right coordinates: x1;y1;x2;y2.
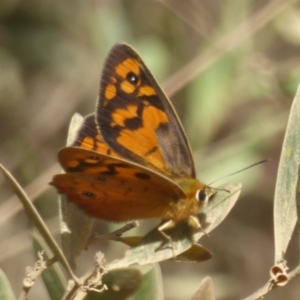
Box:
51;43;210;236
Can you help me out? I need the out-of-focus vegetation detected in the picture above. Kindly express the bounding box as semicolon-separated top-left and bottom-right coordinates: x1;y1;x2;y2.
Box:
1;0;300;299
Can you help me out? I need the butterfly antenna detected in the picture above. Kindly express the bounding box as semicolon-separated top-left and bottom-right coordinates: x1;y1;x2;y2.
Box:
208;159;270;187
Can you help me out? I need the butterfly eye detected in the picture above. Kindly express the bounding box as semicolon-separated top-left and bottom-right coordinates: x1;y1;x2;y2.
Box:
126;72;139;85
196;189;208;203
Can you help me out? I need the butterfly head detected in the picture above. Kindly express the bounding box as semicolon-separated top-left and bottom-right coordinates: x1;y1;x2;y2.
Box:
169;178;211;223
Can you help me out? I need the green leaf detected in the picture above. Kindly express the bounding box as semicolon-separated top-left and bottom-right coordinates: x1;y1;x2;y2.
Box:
133;264;164;300
118;236;212;263
175;244;213;263
0;268;16;300
273;84;300;263
59;113;94;270
86;267;143;300
297;165;300;263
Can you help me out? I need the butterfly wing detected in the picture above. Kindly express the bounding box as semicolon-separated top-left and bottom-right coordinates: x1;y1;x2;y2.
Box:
69;113;121;158
51;147;186;221
97;43;195;178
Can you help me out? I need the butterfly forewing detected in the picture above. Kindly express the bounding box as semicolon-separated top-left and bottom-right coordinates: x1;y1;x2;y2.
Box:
97;43;195;178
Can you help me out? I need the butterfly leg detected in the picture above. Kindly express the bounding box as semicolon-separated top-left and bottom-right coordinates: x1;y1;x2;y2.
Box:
187;215;208;237
157;220;176;257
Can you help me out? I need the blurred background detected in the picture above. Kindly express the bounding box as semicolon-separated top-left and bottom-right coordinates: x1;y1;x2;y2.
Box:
1;0;300;299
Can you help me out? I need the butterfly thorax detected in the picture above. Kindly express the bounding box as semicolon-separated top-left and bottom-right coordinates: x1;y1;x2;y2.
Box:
164;178;210;222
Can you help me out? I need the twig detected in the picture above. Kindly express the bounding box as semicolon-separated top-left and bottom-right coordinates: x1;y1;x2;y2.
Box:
242;266;300;300
19;252;48;300
63;252;107;300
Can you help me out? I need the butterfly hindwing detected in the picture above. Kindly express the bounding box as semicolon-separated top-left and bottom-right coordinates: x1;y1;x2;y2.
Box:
51;147;186;221
69;113;121;159
97;43;195;178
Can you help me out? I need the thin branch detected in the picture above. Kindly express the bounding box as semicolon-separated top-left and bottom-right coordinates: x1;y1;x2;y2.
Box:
63;252;107;300
19;252;48;300
242;266;300;300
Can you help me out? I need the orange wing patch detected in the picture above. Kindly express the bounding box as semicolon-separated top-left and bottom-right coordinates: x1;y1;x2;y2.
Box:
104;84;117;101
114;104;169;171
60;114;122;171
115;58;140;79
138;85;156;97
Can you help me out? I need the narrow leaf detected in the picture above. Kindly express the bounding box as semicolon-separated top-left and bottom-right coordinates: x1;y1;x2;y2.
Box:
175;244;213;263
86;267;143;300
0;268;16;300
118;237;212;263
191;277;215;300
59;113;94;270
133;264;164;300
297;164;300;263
274;84;300;263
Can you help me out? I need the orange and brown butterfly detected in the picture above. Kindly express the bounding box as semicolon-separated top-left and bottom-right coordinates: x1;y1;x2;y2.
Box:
50;43;211;239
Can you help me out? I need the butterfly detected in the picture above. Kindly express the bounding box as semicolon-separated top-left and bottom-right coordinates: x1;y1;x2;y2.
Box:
51;43;212;241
